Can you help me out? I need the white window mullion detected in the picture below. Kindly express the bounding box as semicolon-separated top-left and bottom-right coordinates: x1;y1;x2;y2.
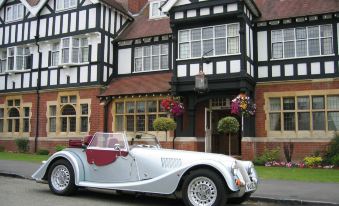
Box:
318;26;321;55
69;37;73;64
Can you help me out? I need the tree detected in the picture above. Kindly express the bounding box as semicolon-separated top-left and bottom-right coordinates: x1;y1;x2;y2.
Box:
153;117;177;141
217;116;240;156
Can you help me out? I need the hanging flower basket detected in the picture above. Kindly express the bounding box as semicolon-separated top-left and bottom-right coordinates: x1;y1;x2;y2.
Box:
231;93;256;116
160;97;184;117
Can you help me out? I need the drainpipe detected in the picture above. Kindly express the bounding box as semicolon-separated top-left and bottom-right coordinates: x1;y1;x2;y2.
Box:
34;14;41;153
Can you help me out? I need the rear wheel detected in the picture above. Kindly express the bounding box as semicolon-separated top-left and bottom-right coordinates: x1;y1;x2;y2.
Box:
48;159;77;195
182;169;227;206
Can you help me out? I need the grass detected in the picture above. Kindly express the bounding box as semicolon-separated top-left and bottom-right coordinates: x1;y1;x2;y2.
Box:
256;166;339;183
0;152;49;163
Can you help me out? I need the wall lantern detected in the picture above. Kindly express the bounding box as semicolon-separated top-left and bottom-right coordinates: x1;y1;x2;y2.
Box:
195;70;208;92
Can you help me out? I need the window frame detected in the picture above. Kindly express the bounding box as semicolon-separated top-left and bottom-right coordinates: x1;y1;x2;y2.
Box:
6;3;24;23
134;43;169;72
56;0;77;12
178;23;240;60
271;24;334;60
113;98;168;133
6;46;31;72
59;37;89;66
149;0;167;19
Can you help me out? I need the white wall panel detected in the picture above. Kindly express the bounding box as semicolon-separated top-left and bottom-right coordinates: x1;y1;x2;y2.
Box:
325;61;334;74
41;71;48;86
39;19;47;37
30;21;37;39
70;12;76;32
62;14;69;33
23;73;30;88
103;66;107;82
257;31;268;61
24;22;29;40
89;8;96;29
272;65;281;77
17;24;22;42
55;16;61;35
32;72;38;87
41;44;49;68
4;26;9;44
79;10;86;30
190;63;199;76
116;14;120;31
110;10;115;33
91;65;97;82
105;7;109;31
227;3;238;12
48;17;53;36
284;64;294;76
69;67;77;83
311;62;320;74
177;65;187;77
246;24;249;57
230;60;240;73
258;66;268;78
80;66;88;83
297;63;307;75
118;48;131;74
0;28;3;44
200;8;210;16
216;61;227;74
187;10;197;17
50;70;57;85
10;25;15;43
0;76;4;90
213;6;223;14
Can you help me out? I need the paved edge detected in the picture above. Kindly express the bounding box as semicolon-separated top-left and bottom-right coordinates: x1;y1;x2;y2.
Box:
0;171;32;180
1;172;338;206
251;196;339;206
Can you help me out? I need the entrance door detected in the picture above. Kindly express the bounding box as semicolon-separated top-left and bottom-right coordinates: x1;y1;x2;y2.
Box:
205;108;212;152
211;110;240;155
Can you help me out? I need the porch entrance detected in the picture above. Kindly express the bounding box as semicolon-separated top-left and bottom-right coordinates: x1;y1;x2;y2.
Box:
204;99;241;156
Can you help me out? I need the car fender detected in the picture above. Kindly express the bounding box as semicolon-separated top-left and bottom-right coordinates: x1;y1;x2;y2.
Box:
179;160;239;192
32;150;85;185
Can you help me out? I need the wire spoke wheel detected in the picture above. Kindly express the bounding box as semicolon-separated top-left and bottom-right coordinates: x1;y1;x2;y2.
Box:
51;165;71;191
188;176;217;206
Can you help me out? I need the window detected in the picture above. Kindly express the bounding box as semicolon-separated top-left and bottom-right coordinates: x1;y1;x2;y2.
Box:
134;44;168;72
268;94;339;132
6;47;31;71
0;98;31;134
178;23;240;59
51;43;60;66
0;51;6;73
48;94;90;135
6;4;24;22
60;37;89;65
150;0;166;19
114;98;167;132
56;0;77;11
271;25;333;59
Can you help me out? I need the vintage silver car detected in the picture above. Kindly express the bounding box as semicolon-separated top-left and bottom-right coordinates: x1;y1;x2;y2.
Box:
32;132;258;206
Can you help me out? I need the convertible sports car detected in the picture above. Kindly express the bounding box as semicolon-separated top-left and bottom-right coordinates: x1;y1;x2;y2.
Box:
32;132;258;206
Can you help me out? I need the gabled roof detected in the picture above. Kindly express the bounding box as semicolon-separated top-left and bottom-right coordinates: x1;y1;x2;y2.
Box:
255;0;339;21
117;3;171;40
0;0;131;17
100;72;172;97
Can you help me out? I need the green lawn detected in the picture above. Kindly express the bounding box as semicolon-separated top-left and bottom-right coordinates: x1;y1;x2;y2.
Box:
0;152;49;163
256;166;339;183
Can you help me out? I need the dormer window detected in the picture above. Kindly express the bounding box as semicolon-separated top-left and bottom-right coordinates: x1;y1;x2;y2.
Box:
150;0;166;19
6;3;24;22
56;0;77;11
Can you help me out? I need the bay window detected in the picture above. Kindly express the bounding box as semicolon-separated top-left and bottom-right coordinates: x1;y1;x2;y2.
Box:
178;23;240;59
60;37;89;65
134;44;168;72
6;4;24;22
271;24;333;59
6;47;31;72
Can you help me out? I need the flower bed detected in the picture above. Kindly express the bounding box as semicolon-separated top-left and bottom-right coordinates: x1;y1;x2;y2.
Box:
264;161;334;169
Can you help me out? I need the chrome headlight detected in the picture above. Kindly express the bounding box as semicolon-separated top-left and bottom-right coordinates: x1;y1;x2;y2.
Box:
231;161;238;175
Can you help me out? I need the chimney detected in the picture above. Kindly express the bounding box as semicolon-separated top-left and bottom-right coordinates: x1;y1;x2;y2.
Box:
128;0;148;14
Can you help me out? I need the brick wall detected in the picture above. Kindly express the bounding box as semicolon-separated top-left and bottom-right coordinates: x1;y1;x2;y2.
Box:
128;0;148;14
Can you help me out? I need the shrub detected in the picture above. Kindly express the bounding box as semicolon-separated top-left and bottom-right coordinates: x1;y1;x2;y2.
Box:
153;117;177;132
0;145;5;152
37;149;49;155
55;145;66;152
253;148;281;166
330;154;339;167
304;156;323;167
15;138;29;153
323;133;339;165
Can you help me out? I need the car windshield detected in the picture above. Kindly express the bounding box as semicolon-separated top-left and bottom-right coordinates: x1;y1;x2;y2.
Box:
88;132;127;150
130;133;161;149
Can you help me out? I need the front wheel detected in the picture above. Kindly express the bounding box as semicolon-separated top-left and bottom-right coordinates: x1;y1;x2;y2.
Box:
48;159;77;195
182;169;228;206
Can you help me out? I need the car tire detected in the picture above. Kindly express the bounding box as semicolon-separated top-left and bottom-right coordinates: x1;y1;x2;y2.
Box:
182;169;227;206
227;193;251;204
48;159;77;196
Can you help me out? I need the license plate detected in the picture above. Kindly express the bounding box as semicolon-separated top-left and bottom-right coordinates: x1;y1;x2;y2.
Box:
245;182;256;192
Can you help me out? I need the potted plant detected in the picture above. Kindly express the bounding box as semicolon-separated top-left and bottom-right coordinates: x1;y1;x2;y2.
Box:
217;116;240;156
153;117;177;141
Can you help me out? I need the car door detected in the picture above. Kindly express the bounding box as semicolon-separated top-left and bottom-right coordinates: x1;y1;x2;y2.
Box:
84;133;139;183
